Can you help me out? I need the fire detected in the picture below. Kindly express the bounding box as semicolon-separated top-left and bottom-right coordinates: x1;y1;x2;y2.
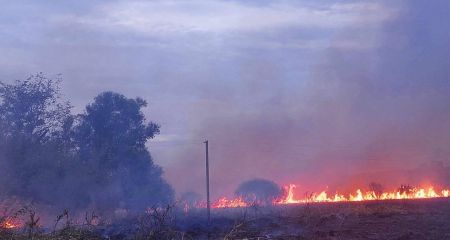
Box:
1;218;20;229
443;190;449;197
211;197;248;208
4;221;17;229
210;184;450;208
275;184;300;204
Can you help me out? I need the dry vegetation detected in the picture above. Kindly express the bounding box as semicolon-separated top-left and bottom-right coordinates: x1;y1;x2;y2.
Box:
0;199;449;240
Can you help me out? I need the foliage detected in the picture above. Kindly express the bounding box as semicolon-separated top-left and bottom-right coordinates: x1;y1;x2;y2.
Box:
74;91;173;211
0;73;76;206
0;74;173;212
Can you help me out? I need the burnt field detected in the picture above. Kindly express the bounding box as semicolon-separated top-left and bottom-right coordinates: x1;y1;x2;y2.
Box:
1;198;449;240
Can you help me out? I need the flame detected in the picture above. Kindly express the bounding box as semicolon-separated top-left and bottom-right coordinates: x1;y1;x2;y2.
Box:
275;184;301;204
442;190;449;197
1;218;20;229
210;184;450;208
211;197;248;208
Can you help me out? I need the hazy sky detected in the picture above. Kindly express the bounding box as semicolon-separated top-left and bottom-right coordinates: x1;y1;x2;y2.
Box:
1;0;449;198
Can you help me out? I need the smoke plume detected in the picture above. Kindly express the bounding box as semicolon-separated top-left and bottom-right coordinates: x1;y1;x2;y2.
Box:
168;0;450;197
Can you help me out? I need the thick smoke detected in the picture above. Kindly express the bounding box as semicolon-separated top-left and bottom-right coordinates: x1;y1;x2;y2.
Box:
170;0;450;197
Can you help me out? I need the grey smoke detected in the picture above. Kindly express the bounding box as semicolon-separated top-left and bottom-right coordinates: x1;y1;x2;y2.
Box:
0;1;448;199
170;0;450;197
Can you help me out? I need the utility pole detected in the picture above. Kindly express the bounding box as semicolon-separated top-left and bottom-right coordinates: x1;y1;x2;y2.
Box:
204;140;211;225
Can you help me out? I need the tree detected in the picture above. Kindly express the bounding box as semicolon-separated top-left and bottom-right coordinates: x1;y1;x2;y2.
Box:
74;91;174;212
0;73;78;206
235;178;283;205
0;74;174;213
0;73;71;142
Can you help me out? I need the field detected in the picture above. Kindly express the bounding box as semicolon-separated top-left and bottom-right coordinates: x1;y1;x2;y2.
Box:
1;198;449;240
208;199;450;240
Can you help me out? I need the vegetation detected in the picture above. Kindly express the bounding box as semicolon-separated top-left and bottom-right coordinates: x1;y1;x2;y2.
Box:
235;178;283;205
0;73;174;213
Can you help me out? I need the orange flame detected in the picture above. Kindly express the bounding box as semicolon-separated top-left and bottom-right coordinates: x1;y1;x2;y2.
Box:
275;184;301;204
1;218;21;229
210;184;450;208
211;197;248;208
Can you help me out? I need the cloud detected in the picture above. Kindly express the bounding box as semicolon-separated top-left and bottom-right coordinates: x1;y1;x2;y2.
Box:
67;1;391;36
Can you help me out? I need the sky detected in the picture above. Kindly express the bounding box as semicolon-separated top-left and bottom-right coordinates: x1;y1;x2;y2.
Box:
1;0;449;199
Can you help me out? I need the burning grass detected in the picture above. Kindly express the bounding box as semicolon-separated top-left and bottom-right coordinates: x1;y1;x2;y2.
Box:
210;184;450;208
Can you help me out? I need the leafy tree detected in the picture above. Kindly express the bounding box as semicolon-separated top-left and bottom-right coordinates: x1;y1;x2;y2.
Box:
0;73;79;206
0;73;71;141
0;74;174;213
74;91;174;211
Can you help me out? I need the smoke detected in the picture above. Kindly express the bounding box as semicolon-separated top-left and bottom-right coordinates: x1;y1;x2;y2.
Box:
168;0;450;197
0;0;448;204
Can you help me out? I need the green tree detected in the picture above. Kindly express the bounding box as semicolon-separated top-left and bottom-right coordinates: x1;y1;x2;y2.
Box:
75;92;174;211
0;73;80;206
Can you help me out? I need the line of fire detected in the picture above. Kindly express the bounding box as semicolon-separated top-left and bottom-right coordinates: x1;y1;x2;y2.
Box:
196;143;450;210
